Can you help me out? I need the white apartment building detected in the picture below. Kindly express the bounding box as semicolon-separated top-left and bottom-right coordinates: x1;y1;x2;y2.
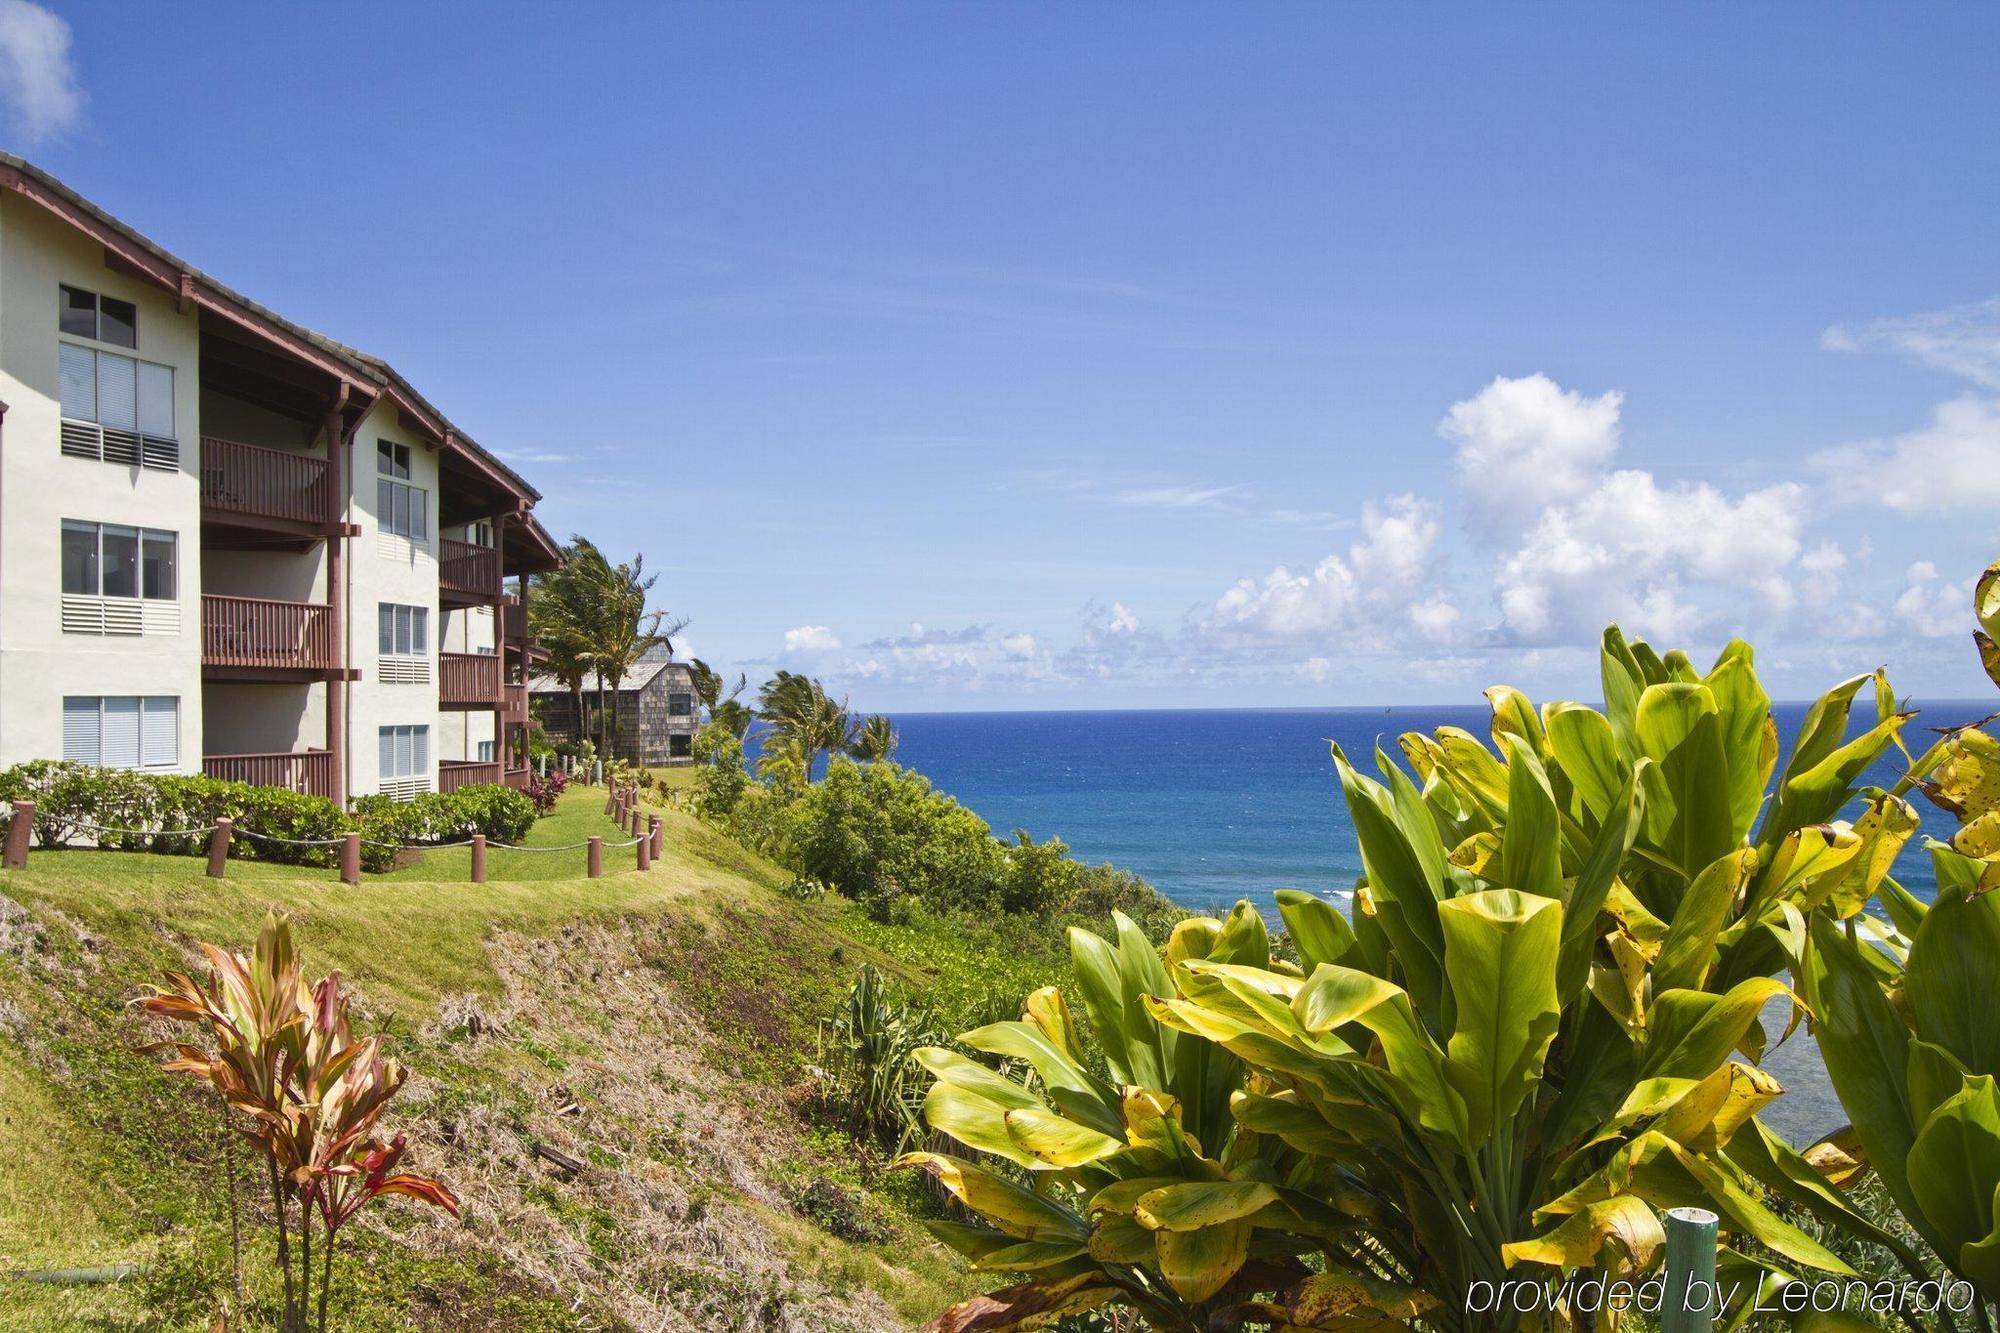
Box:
0;156;561;803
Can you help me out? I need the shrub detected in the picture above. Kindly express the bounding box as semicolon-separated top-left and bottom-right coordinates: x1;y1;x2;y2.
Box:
525;768;568;816
782;760;1006;911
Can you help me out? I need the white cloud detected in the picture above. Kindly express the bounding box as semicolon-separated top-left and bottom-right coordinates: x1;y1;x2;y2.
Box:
1492;470;1804;641
782;624;840;654
1107;602;1140;633
1409;592;1461;643
0;1;81;143
1295;657;1331;682
1115;483;1246;508
1812;394;2000;512
1212;495;1440;638
1823;297;2000;389
1893;561;1970;638
1441;374;1623;538
1000;632;1037;659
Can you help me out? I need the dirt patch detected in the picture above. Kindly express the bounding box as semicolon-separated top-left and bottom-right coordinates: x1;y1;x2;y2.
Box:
381;912;916;1332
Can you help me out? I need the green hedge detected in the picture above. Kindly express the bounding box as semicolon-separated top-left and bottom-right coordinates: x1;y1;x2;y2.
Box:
0;762;536;874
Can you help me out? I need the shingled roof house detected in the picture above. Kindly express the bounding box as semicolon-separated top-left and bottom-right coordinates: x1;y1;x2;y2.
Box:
527;644;699;767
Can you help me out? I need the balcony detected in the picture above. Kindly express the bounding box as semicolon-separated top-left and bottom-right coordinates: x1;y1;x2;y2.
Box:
200;436;338;539
439;652;502;707
204;749;337;799
503;683;528;721
439;759;503;792
439;538;501;605
202;595;343;678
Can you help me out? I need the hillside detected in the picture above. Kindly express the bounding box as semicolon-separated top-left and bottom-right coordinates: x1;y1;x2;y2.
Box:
0;786;1017;1331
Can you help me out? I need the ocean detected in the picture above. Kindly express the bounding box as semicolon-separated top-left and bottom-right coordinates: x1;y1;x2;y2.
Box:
884;701;1986;1143
888;703;1974;916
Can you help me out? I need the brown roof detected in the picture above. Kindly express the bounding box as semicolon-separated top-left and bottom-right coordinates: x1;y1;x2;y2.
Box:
0;153;542;505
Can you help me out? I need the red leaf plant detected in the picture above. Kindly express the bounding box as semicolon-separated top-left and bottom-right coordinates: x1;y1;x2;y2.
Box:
137;912;458;1333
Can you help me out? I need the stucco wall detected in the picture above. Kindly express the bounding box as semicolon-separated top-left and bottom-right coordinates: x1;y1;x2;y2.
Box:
0;193;205;771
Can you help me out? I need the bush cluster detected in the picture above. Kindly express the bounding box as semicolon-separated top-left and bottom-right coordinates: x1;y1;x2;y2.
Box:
721;756;1181;924
0;761;537;873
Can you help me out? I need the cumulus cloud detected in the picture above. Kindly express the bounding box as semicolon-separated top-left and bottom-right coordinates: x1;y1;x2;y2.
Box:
1295;657;1331;682
1492;470;1805;642
782;624;840;654
1212;495;1440;639
862;622;989;650
0;1;81;143
1812;394;2000;511
1893;561;1971;638
1000;632;1038;659
1442;373;1623;538
1823;297;2000;389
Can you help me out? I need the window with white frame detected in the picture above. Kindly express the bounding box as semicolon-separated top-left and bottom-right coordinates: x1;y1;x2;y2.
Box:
668;691;694;717
379;725;430;780
59;343;177;470
63;696;179;769
61;521;178;634
376;441;429;543
376;602;431;682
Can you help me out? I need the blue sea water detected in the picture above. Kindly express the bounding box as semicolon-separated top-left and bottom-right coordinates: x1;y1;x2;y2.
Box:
888;703;1976;917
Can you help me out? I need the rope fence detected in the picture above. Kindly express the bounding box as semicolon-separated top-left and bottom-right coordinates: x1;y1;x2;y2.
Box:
0;784;668;886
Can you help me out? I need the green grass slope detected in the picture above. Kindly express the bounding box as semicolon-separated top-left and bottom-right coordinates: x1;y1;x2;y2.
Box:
0;787;997;1331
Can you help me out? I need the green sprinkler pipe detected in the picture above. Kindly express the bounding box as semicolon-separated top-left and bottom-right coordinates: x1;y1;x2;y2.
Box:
1662;1206;1720;1333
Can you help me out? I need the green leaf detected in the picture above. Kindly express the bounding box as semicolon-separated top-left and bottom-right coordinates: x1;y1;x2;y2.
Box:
1438;889;1562;1147
1907;1075;2000;1272
1634;683;1736;879
1497;737;1564;899
1545;702;1629;826
1275;888;1357;973
1905;872;2000;1076
1557;765;1644;1002
1704;643;1774;843
1134;1180;1280;1231
1655;849;1757;993
1155;1220;1251;1303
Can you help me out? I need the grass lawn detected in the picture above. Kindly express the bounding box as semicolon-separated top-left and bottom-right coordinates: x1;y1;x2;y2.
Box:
0;787;785;1020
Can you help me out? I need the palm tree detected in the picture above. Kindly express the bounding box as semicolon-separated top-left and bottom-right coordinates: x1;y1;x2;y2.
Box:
755;671;853;782
531;537;687;758
849;714;898;763
711;698;755;741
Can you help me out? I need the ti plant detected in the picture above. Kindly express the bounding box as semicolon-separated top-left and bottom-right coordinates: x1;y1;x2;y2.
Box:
1806;557;2000;1322
906;631;1921;1331
137;913;458;1333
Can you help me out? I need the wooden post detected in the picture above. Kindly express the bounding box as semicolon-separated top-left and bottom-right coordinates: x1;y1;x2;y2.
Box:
339;833;361;885
604;787;617;817
206;818;232;878
629;808;642;838
649;815;662;859
1661;1207;1719;1333
470;833;487;883
3;800;32;869
636;831;651;871
586;836;603;878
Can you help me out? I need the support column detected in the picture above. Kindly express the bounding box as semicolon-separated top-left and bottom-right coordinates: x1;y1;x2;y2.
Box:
324;402;350;805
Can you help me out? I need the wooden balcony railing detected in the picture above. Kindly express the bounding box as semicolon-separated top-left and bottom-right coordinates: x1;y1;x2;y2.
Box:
439;652;502;704
200;436;336;527
204;750;337;798
503;766;531;791
439;759;503;792
502;683;528;720
202;595;338;671
440;538;501;598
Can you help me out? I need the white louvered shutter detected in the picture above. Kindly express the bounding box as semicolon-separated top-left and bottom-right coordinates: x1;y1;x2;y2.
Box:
63;697;100;765
96;354;136;431
60;345;96;419
413;726;430;775
102;697;141;769
379;728;395;779
141;698;178;767
137;363;174;436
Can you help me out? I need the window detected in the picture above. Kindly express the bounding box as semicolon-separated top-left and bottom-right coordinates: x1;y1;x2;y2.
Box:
62;522;175;599
669;733;692;759
378;725;430;779
476;740;496;762
59;343;177;469
63;696;178;769
376;603;430;655
59;285;137;349
668;691;694;717
375;441;428;542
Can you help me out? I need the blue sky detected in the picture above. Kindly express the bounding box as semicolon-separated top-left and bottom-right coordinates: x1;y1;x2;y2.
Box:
7;2;1999;709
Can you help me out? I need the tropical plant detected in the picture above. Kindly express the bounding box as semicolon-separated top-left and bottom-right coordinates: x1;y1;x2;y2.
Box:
757;671;856;783
136;914;458;1332
850;714;899;763
903;629;1920;1331
1805;557;2000;1319
690;720;751;819
530;536;687;754
820;963;937;1154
